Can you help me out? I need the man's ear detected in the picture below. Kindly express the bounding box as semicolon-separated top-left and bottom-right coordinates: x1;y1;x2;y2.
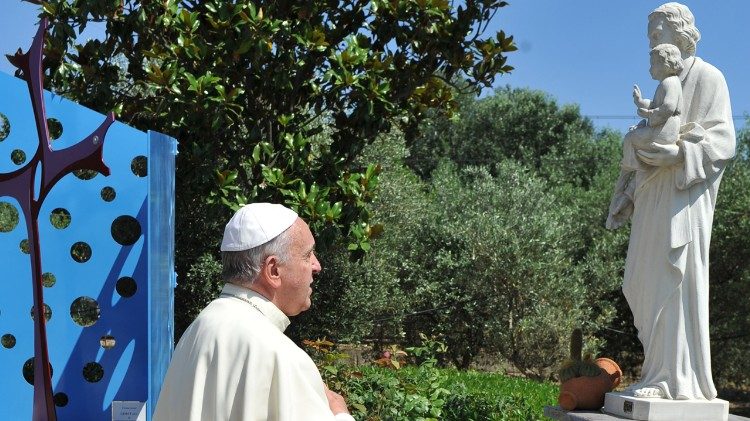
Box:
261;255;282;290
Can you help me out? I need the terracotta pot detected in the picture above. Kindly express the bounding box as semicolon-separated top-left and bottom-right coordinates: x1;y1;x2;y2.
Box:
558;358;622;411
595;357;622;388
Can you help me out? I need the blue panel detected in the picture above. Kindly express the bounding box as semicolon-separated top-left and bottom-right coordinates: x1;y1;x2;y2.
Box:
0;70;175;420
147;131;177;418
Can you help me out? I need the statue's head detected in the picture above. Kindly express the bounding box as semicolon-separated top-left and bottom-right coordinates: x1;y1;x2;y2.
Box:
650;44;684;80
648;3;701;56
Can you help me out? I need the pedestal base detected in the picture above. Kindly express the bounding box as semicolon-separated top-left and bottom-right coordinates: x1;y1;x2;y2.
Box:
603;392;729;420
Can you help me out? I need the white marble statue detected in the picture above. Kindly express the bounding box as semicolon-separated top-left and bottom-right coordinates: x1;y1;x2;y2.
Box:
608;43;685;225
606;2;735;401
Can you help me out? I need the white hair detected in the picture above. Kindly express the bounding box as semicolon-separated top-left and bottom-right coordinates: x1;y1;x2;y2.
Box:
221;227;293;286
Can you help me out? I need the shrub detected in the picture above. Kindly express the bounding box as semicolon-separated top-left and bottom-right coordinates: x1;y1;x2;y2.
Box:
709;126;750;389
176;253;223;334
296;131;604;375
404;161;588;375
407;87;595;180
345;365;451;421
306;339;558;420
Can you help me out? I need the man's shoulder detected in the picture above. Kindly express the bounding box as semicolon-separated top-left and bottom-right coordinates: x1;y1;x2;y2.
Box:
180;298;286;349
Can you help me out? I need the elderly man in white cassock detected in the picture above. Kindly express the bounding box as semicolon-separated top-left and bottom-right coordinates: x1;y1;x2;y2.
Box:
154;203;354;421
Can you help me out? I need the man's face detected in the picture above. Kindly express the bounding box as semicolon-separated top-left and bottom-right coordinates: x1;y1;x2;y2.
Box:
276;219;322;316
648;16;678;49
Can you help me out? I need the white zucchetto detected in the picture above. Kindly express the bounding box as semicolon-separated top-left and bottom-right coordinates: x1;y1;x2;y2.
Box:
220;203;298;251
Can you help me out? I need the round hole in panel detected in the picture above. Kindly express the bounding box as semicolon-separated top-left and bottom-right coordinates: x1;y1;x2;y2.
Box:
116;277;137;298
47;118;63;141
70;296;100;327
1;333;16;348
100;335;116;349
101;186;116;202
0;112;10;141
20;239;29;254
22;357;53;386
30;304;52;322
42;272;56;288
22;358;33;385
50;208;71;229
0;202;19;232
111;216;141;246
70;241;91;263
82;362;104;383
73;169;98;180
131;155;147;177
53;392;68;407
11;149;26;165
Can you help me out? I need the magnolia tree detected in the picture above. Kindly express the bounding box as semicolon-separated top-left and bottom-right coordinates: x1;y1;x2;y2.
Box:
28;0;517;335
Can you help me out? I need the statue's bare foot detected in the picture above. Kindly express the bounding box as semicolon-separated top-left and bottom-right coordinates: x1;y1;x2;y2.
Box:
633;386;665;398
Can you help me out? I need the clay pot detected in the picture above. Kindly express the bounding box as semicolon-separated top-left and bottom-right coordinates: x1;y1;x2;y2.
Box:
595;357;622;387
558;358;622;411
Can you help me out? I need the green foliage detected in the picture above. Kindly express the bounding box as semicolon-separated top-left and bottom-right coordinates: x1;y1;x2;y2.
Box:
413;86;632;370
417;161;587;374
345;365;451;421
298;127;604;376
304;339;451;420
709;124;750;388
406;89;630;369
407;87;595;180
35;0;516;338
407;333;449;368
442;370;558;420
305;339;557;420
289;130;430;343
339;366;558;420
177;253;223;333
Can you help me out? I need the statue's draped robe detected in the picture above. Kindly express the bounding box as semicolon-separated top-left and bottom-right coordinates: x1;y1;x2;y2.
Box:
624;57;735;400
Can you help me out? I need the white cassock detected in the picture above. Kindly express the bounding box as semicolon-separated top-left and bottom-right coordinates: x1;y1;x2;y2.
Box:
154;283;355;420
624;56;735;400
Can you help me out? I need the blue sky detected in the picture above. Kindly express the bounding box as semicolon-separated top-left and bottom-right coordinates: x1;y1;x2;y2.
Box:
1;1;748;134
489;1;749;133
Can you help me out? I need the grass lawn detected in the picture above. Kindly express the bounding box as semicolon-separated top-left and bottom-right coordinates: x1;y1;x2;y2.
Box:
441;369;559;420
338;364;560;420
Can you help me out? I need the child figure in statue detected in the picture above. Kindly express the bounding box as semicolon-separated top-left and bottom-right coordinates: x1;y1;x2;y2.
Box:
606;43;684;229
624;43;684;171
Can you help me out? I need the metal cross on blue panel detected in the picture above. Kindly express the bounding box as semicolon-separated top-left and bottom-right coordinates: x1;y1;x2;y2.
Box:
4;18;115;421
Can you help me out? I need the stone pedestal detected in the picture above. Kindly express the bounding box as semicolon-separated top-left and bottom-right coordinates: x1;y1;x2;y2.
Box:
544;405;749;421
544;406;619;420
602;392;729;420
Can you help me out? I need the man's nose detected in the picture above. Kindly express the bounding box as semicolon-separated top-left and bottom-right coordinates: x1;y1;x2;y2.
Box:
312;254;322;274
